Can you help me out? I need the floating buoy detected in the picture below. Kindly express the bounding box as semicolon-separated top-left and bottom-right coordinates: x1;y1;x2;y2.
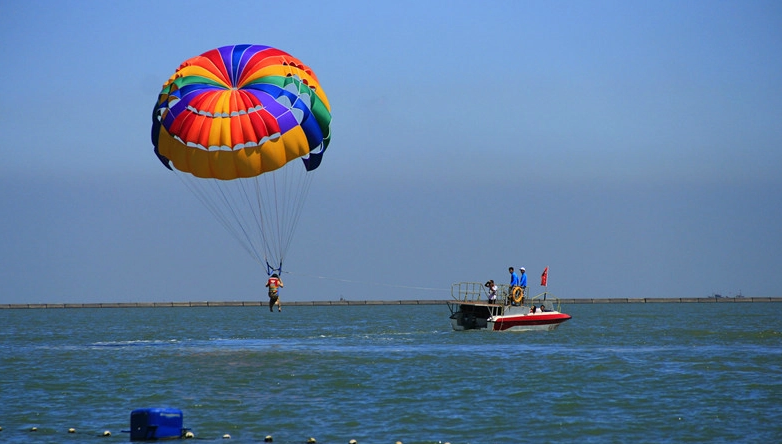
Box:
307;438;317;443
30;427;38;432
103;430;112;437
185;431;195;439
349;440;358;444
265;435;273;442
68;428;76;433
223;433;231;439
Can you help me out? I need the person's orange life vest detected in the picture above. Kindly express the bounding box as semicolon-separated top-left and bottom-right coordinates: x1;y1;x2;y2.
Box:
267;277;281;296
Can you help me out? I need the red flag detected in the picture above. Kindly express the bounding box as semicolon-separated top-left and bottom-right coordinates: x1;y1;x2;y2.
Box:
541;267;548;287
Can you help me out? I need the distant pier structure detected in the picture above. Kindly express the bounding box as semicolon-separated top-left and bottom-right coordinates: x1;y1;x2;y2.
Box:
1;296;780;309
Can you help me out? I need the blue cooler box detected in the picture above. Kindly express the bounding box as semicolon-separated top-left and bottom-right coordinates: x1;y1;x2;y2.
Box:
130;408;183;441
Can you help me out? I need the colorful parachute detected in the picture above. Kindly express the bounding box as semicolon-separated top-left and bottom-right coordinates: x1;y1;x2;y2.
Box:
152;44;332;275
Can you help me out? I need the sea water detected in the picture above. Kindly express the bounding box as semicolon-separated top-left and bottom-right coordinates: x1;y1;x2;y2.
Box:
1;302;781;443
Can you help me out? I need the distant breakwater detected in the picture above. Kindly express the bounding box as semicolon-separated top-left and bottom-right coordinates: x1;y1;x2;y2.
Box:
2;297;780;309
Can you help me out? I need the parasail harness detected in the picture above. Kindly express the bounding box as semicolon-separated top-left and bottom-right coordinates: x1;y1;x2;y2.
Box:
266;260;283;277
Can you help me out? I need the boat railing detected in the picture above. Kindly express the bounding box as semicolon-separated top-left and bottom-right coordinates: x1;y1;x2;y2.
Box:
451;282;512;302
450;283;565;311
450;282;528;304
450;282;487;302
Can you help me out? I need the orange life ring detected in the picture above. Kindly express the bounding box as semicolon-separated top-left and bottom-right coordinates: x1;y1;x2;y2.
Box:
511;287;524;304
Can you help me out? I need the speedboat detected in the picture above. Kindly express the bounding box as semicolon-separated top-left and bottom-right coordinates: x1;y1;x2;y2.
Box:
447;282;571;332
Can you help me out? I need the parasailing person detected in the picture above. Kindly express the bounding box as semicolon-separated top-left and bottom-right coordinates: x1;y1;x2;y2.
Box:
151;44;332;307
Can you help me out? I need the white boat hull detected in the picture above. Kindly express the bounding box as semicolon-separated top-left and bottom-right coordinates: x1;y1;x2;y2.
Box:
487;312;571;331
448;300;571;332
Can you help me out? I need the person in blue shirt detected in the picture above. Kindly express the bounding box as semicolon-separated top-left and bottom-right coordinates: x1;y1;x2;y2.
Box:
519;267;528;305
508;267;520;305
509;267;520;287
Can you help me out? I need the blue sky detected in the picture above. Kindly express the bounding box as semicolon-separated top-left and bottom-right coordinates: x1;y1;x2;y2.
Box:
1;0;780;304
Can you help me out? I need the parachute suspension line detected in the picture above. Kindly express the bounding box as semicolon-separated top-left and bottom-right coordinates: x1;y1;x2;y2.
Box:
173;171;265;267
249;177;271;269
250;161;314;275
254;172;280;271
171;160;314;274
218;176;268;266
271;168;283;264
286;167;314;260
229;176;267;265
251;59;317;270
275;160;315;268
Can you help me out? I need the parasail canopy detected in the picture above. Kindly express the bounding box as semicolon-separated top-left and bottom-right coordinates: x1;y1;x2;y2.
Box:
151;44;332;275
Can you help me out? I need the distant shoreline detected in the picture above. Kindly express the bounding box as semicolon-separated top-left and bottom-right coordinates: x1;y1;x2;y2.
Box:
2;297;780;309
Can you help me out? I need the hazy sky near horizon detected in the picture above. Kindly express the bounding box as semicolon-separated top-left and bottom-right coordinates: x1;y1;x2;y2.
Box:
1;0;781;304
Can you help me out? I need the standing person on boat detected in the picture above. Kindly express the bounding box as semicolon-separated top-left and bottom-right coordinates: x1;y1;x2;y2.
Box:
509;267;521;305
519;267;527;304
265;274;284;312
485;280;498;304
